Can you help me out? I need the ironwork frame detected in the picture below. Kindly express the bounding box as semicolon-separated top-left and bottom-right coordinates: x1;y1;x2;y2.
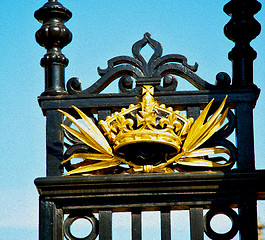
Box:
34;0;265;239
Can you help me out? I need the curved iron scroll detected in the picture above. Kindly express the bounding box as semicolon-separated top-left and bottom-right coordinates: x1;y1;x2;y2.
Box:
67;33;217;95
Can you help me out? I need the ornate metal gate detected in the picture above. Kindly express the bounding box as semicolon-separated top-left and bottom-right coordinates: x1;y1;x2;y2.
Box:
34;1;265;239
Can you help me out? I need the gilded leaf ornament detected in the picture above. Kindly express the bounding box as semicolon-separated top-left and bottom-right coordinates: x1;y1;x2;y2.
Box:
59;86;234;175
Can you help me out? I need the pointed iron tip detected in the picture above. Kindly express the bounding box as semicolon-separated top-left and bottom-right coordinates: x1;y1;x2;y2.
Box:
144;32;151;38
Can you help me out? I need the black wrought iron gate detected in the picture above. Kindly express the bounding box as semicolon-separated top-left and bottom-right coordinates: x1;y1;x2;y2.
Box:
34;1;265;239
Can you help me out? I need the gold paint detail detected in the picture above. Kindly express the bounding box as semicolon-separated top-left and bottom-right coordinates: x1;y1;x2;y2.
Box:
59;85;232;175
99;85;193;154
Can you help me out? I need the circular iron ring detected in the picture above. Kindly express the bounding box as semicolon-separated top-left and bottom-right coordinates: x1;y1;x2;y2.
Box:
204;207;238;240
64;214;98;240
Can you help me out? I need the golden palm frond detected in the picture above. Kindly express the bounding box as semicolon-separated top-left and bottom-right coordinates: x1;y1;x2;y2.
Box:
176;158;231;168
183;147;230;158
61;153;116;164
65;159;121;175
175;147;231;168
58;95;232;175
59;108;113;156
58;107;121;175
156;96;232;170
72;106;113;155
182;96;228;152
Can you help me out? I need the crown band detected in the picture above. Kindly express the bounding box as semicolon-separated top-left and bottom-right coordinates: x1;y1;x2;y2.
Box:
99;86;193;164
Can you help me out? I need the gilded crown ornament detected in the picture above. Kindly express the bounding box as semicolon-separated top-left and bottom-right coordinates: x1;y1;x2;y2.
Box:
99;86;193;165
59;86;233;175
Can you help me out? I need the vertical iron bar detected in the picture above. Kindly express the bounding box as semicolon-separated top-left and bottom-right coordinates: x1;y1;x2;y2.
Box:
236;103;258;239
132;209;142;240
39;199;53;240
187;108;204;240
39;198;63;240
98;110;112;121
223;2;261;239
46;110;64;176
239;197;258;240
189;208;204;240
235;103;255;170
55;208;63;240
187;106;200;120
161;208;171;240
99;210;112;240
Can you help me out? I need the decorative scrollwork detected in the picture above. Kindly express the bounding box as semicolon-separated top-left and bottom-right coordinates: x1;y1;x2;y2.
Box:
215;72;231;88
67;77;82;94
211;110;235;139
63;143;91;172
118;76;139;93
204;207;239;240
59;86;235;175
179;109;237;171
204;107;235;141
202;138;236;170
67;33;216;95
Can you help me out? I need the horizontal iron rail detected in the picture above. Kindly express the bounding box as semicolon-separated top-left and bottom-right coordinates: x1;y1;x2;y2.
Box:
38;89;259;114
35;170;265;211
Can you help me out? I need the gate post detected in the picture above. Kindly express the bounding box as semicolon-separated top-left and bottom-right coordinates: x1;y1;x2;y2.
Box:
35;0;72;96
35;1;72;176
39;198;63;240
35;2;73;239
224;1;262;239
224;0;261;89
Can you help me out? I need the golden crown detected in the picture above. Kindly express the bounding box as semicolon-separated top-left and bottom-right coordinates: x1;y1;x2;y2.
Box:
59;85;232;175
99;86;194;156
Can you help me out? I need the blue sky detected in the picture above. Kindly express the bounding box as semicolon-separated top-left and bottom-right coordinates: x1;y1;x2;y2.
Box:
0;1;265;239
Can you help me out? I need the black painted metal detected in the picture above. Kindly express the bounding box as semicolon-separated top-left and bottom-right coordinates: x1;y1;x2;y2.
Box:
35;0;72;96
64;214;98;240
34;0;264;239
46;110;64;176
34;171;265;207
204;207;238;239
223;2;262;239
99;211;112;240
160;208;171;240
39;199;63;240
190;208;204;240
132;209;142;240
224;0;261;88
